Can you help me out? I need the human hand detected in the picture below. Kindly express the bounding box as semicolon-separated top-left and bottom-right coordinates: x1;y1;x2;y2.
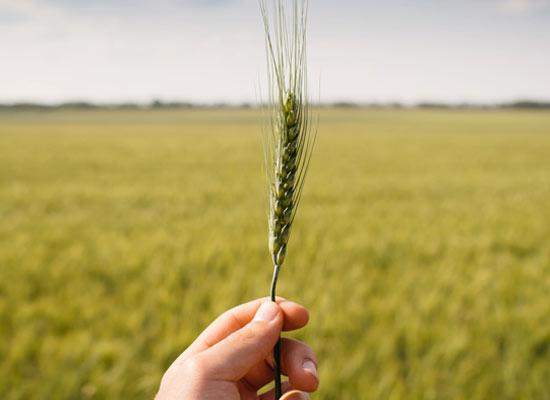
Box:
156;297;319;400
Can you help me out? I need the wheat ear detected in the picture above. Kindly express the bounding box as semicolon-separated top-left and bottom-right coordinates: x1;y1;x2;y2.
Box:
260;1;315;398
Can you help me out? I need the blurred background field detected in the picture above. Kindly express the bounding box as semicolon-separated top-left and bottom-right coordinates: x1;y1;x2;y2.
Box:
0;108;549;399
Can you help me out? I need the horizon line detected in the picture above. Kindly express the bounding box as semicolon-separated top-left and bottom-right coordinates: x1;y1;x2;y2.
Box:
1;99;550;110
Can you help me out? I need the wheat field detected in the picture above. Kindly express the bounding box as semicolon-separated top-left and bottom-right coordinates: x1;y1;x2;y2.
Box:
0;108;549;399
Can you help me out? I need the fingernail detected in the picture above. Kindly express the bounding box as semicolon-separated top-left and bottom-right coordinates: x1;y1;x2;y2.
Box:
281;391;310;400
254;301;279;322
302;360;317;378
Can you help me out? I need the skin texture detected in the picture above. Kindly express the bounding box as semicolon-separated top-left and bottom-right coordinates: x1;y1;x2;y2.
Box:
156;298;319;400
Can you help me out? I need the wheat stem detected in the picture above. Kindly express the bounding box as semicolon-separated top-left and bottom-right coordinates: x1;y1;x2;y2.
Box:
270;259;281;302
270;260;282;399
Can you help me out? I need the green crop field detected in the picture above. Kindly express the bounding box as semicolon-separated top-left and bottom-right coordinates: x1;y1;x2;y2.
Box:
0;108;549;399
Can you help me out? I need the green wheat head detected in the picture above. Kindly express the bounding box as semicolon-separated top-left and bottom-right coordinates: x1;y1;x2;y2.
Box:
260;0;316;268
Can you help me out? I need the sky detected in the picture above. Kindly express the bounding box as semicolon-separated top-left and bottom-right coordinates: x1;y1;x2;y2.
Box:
0;0;549;104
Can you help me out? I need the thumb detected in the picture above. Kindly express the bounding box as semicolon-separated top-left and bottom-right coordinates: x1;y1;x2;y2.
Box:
198;301;283;381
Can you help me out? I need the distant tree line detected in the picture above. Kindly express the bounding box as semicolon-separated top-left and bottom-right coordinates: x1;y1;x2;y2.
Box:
1;100;549;111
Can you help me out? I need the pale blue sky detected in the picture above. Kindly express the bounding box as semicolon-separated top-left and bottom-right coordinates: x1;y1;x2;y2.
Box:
1;0;549;104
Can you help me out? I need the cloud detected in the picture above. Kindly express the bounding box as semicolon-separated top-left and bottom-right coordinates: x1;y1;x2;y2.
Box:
498;0;550;14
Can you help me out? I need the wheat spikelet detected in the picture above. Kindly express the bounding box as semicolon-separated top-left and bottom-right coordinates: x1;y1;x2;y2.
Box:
260;1;316;398
260;0;315;268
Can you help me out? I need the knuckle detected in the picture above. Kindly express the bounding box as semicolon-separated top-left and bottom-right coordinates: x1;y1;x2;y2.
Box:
180;356;208;380
237;324;259;343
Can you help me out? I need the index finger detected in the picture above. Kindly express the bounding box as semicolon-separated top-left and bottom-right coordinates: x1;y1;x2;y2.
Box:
183;297;309;358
